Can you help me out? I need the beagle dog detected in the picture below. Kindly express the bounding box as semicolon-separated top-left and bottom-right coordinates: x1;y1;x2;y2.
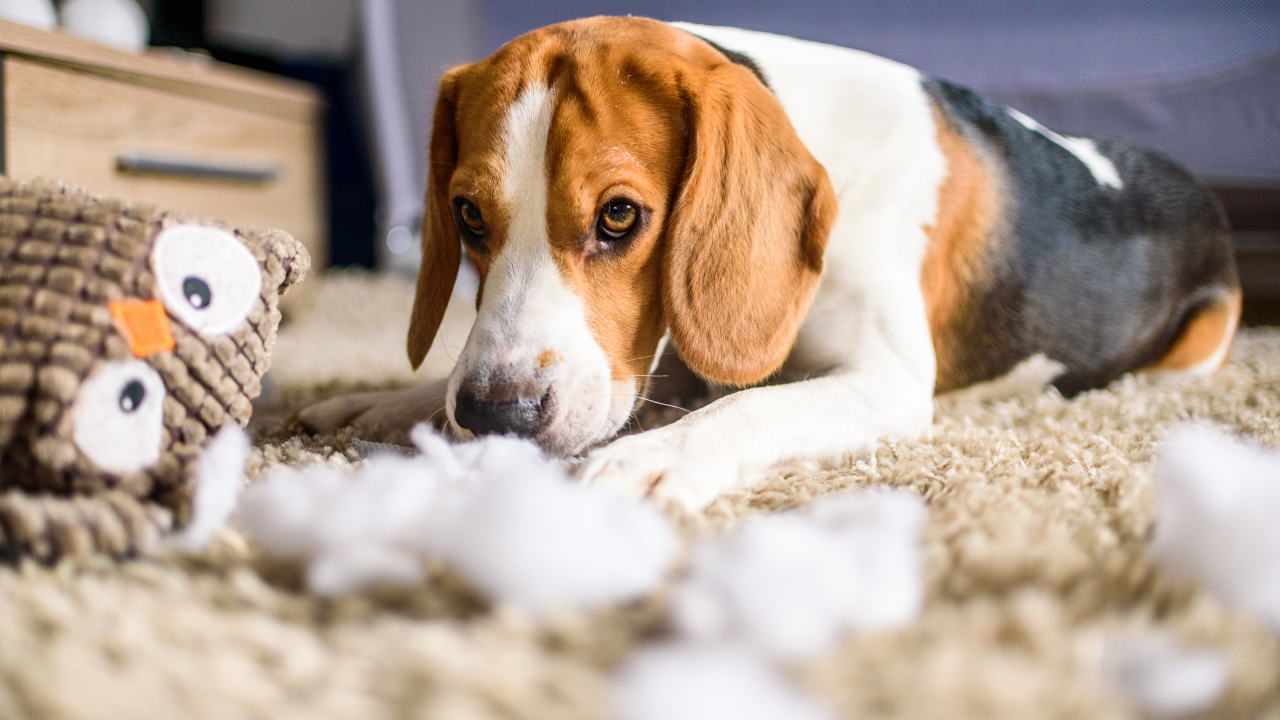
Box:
299;17;1239;510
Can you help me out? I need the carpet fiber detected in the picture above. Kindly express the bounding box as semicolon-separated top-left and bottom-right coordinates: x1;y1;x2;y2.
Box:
1;271;1277;720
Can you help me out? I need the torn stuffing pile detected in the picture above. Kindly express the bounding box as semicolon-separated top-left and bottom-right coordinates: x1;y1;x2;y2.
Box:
236;425;676;611
168;425;251;553
1152;423;1280;630
610;643;836;720
609;489;925;719
670;489;928;660
1101;633;1229;719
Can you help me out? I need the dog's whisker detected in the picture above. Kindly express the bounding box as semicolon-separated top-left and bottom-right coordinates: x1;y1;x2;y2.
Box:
384;399;448;429
403;395;448;414
636;396;688;413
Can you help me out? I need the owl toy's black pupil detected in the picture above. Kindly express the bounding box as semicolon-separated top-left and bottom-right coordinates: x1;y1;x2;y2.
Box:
183;276;212;309
119;380;146;413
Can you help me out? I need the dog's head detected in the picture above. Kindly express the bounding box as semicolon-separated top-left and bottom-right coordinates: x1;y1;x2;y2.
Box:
408;17;837;455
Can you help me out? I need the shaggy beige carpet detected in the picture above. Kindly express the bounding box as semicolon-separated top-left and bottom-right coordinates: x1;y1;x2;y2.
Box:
1;270;1278;720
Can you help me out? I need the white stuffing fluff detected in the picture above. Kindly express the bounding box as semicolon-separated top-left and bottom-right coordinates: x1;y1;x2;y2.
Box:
428;452;676;614
1102;633;1229;718
671;489;927;661
610;643;836;720
236;425;676;609
1152;423;1280;630
168;424;249;553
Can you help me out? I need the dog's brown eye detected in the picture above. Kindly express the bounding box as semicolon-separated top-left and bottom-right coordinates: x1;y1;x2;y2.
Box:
458;201;484;234
598;200;638;238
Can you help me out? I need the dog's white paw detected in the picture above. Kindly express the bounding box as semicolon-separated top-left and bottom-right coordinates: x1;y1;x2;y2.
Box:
576;427;738;512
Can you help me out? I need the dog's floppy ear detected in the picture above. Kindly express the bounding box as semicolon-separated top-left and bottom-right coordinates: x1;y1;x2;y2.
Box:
663;60;838;386
408;68;465;370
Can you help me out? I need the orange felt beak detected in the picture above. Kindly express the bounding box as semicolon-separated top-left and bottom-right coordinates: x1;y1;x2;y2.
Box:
108;299;175;358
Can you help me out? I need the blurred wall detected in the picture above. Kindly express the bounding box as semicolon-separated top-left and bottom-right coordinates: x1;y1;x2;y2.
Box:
207;0;356;59
367;0;487;272
393;0;487;179
481;0;1279;92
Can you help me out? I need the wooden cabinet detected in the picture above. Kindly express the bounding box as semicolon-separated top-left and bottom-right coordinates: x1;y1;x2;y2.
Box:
0;18;325;274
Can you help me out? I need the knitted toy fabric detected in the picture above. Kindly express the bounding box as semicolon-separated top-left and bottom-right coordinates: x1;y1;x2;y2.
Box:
0;179;308;560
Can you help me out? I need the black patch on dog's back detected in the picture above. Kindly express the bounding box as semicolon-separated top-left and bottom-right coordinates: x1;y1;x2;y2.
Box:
921;77;1237;396
696;36;771;91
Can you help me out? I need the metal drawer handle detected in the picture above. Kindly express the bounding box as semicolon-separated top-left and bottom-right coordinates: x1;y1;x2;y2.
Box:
116;153;279;184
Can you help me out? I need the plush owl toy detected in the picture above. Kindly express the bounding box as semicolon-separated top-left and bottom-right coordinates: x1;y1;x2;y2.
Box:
0;179;308;560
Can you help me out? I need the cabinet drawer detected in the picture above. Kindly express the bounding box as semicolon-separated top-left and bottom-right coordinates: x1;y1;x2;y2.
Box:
2;55;325;267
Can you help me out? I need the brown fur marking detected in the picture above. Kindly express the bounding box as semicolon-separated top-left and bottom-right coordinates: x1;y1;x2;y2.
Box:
1144;289;1242;372
535;348;562;369
921;109;1000;393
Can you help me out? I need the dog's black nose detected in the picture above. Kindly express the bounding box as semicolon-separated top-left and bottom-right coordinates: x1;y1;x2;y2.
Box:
453;391;545;438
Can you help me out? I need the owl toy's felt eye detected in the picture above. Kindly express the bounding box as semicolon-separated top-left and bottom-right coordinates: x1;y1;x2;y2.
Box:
152;225;261;335
183;277;212;309
72;359;166;474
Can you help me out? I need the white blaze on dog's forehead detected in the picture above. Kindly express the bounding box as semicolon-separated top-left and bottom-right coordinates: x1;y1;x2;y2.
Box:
481;81;564;333
449;82;624;452
501;83;556;241
481;80;597;351
1007;108;1123;189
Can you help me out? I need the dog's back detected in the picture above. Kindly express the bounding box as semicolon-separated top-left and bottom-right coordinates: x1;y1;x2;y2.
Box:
921;78;1239;395
679;22;1239;397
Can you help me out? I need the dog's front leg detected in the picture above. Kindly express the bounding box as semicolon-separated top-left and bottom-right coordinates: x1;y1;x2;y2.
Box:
577;360;934;511
292;377;453;442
